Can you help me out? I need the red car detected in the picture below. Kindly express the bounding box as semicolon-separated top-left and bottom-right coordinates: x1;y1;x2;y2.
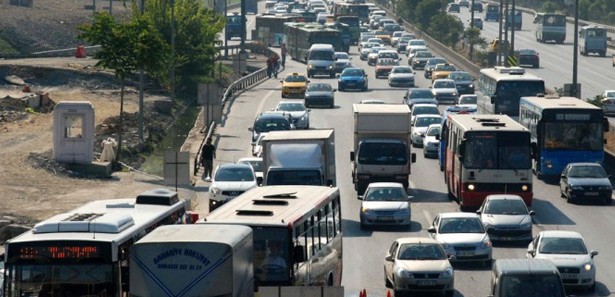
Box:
375;58;399;78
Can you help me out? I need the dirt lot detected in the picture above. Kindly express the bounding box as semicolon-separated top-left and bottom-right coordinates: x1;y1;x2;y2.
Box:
0;58;177;231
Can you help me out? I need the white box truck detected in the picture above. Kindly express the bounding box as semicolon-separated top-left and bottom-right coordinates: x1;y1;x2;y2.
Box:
129;224;254;297
350;104;416;194
261;129;336;186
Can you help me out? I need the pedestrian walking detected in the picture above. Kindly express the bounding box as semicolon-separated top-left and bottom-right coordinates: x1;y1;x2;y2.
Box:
280;43;287;67
200;138;216;181
266;56;274;78
273;55;280;78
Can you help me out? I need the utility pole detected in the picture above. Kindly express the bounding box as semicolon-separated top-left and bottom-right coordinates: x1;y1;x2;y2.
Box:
224;0;229;59
497;0;503;65
571;0;579;98
139;0;145;141
171;0;176;105
510;0;516;58
503;0;509;66
240;0;247;54
108;0;112;13
470;0;475;60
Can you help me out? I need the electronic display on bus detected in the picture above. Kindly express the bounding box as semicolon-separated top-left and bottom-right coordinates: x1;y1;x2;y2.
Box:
7;241;112;263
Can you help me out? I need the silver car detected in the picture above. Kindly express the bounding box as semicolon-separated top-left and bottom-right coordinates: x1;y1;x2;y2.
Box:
477;194;535;242
428;212;493;266
384;237;455;297
411;114;441;147
358;182;412;228
274;101;310;129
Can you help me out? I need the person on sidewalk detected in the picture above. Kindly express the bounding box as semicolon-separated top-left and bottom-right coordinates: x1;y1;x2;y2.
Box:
266;55;274;78
273;55;280;78
200;138;216;181
280;43;287;67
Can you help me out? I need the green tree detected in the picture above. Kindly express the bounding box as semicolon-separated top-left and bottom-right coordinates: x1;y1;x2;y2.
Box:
397;0;423;22
540;1;560;13
79;12;167;165
414;0;447;30
464;27;486;60
143;0;225;91
428;14;464;47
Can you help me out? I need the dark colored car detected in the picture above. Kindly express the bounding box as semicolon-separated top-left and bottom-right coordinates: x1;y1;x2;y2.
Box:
249;112;293;143
447;71;475;95
515;49;540;68
410;51;434;69
560;163;612;205
472;2;483;12
447;3;460;13
403;88;437;107
338;68;368;91
304;83;336;108
424;57;447;79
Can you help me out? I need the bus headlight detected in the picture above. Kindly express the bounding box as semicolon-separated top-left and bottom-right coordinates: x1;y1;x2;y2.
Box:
521;185;529;191
467;184;475;191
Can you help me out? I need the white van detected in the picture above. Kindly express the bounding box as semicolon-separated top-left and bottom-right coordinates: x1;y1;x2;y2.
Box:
307;43;336;78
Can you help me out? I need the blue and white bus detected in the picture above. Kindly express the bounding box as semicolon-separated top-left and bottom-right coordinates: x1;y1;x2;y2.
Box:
579;25;607;57
519;95;608;179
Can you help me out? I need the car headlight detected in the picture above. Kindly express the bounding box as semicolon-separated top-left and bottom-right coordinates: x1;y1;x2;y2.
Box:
599;186;612;190
520;221;532;230
328;65;333;69
571;186;584;190
452;91;458;96
468;84;474;88
300;114;308;121
361;207;373;214
396;268;413;278
440;267;454;278
308;64;313;69
583;263;593;271
481;239;492;249
210;186;221;195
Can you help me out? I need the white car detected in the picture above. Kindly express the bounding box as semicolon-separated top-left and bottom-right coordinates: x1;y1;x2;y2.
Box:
334;52;352;73
209;163;258;211
477;194;535;242
456;94;478;110
411;114;441;147
601;89;615;98
428;212;493;266
237;157;264;184
405;39;428;57
384;237;455;297
251;132;268;157
357;182;412;228
431;79;459;104
388;66;415;87
527;230;598;292
390;31;406;47
422;124;441;158
274;101;310;129
367;46;387;65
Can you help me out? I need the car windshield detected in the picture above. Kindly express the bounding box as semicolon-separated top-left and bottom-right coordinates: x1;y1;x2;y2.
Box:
414;116;441;127
518;49;537;55
363;43;376;49
368;38;382;43
392;67;412;73
398;243;446;260
459;96;477;104
435;64;456;71
255;118;290;133
449;72;472;81
409;40;426;46
415;51;433;58
485;199;528;215
434;80;456;88
308;51;334;60
335;53;349;59
539;237;588;254
277;103;305;112
215;167;255;181
364;187;407;201
342;69;364;76
407;90;433;99
426;126;441;136
370;47;385;53
567;165;607;178
307;84;332;92
427;58;446;66
284;75;307;82
439;217;485;233
240;160;263;172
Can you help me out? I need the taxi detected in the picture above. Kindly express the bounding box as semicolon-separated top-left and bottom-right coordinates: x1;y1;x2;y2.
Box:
373;30;392;45
280;73;309;98
431;63;457;83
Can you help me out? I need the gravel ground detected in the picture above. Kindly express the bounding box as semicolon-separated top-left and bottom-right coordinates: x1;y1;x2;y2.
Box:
0;0;130;55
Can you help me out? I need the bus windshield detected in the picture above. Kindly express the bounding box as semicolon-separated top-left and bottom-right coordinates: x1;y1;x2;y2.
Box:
542;14;566;26
337;16;360;26
358;142;408;165
544;122;603;151
496;81;544;116
5;264;117;297
464;132;531;170
253;227;291;285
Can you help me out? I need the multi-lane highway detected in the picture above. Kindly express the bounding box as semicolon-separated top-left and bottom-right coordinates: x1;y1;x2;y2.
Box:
216;3;615;297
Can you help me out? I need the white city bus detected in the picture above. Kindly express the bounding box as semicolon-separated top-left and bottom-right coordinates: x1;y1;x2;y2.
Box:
2;188;186;297
444;114;533;210
476;66;545;120
201;185;342;290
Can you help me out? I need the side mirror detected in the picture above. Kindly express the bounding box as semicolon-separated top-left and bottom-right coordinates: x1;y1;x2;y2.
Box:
427;226;436;233
307;109;311;112
411;153;416;163
476;209;481;214
248;127;253;131
490;95;496;104
357;195;363;200
527;249;536;257
529;210;536;216
293;245;306;263
350;151;355;161
257;176;263;186
407;196;413;200
448;255;456;261
332;89;337;92
280;80;283;83
385;255;393;262
590;250;598;258
561;174;566;179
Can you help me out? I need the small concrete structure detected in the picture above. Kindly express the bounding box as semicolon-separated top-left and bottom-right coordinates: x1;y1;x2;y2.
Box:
53;101;95;164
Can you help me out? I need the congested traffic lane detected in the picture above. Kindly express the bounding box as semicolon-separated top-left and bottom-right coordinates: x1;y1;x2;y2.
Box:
454;7;614;100
212;5;615;296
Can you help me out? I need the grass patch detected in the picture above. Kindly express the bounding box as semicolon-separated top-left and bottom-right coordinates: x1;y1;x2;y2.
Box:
0;37;19;56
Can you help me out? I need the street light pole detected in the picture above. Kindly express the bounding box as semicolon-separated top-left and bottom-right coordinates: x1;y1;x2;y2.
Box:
224;0;229;59
470;0;475;60
171;0;176;104
571;0;579;98
510;0;515;56
139;0;145;142
497;0;503;65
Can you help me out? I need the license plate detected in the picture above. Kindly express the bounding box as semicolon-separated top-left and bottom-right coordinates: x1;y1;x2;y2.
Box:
501;237;516;241
377;216;394;221
417;280;437;286
560;273;577;279
585;192;599;196
457;251;474;257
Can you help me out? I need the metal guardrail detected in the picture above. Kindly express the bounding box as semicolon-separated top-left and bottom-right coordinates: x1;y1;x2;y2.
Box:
194;44;276;175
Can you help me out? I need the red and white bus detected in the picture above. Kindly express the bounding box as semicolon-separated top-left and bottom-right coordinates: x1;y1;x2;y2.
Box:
444;114;533;210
